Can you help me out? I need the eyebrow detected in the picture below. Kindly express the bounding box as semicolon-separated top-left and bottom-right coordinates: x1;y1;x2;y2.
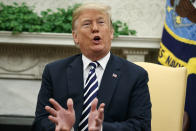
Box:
82;19;91;23
97;17;105;21
81;16;105;22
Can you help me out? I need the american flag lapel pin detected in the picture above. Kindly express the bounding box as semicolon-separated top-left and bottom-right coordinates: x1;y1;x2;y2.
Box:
112;73;117;78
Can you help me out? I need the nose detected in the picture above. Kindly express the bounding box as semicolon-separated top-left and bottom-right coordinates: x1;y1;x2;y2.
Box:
92;23;99;33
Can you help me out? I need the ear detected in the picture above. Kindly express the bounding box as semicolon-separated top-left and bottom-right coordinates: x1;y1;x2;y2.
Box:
110;28;114;40
72;31;79;45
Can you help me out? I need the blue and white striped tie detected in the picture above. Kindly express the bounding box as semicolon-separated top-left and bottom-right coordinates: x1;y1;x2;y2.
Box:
78;61;99;131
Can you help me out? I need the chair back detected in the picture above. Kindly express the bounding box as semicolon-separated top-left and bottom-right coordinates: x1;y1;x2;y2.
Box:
134;62;187;131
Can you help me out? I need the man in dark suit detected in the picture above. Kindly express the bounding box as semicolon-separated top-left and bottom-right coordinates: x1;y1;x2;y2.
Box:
33;2;151;131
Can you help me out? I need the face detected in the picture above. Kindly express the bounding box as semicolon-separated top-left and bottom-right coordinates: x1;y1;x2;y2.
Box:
72;9;114;61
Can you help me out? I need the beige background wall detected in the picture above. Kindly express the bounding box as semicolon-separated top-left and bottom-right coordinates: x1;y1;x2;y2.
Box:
0;0;166;37
0;0;163;124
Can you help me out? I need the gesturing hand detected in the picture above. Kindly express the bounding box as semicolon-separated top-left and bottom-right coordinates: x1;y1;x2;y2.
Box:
45;98;75;131
88;98;105;131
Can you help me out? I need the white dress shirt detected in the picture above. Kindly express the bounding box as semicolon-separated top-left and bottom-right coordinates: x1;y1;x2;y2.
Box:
82;52;111;88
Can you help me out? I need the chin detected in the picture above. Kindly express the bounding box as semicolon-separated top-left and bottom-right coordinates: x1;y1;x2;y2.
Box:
94;48;107;53
91;45;104;50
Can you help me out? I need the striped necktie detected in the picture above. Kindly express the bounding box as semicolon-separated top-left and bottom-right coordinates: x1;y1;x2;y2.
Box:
78;61;99;131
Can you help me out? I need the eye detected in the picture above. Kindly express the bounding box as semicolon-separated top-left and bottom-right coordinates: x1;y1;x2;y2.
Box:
82;21;91;27
98;20;105;24
83;23;90;26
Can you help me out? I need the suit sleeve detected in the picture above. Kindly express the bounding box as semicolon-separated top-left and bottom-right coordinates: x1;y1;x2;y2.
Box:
102;70;151;131
32;65;55;131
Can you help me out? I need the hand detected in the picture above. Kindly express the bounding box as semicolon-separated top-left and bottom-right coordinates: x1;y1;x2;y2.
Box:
88;98;105;131
45;98;75;131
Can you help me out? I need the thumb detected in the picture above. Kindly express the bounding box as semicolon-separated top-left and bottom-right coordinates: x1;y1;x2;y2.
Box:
67;98;74;112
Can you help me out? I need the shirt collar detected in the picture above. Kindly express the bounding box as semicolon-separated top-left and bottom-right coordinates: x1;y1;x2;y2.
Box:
82;52;111;70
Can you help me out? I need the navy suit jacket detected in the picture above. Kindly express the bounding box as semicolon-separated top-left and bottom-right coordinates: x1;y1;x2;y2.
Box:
32;54;151;131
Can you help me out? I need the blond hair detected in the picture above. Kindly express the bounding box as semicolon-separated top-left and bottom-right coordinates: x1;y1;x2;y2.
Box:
72;2;112;30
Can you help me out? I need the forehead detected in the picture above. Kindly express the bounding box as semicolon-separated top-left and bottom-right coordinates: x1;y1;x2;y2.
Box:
78;9;108;21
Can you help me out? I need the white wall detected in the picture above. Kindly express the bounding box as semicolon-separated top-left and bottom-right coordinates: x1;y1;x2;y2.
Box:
0;0;166;37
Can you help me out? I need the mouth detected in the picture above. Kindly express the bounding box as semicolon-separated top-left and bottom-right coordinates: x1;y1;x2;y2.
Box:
93;36;101;44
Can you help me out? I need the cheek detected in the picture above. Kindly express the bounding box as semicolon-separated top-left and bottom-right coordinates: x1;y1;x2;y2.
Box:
78;31;89;40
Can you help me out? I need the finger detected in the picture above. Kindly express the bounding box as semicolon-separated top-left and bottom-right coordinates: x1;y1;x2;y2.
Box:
99;103;105;109
49;98;61;110
98;108;104;121
67;98;74;112
45;106;57;117
91;98;98;112
48;115;58;124
98;103;105;120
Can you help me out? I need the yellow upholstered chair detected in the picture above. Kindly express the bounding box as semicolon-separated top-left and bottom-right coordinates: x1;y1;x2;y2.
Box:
134;62;187;131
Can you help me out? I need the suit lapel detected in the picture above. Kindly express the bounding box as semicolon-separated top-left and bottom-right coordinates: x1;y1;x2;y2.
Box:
66;54;122;129
66;55;84;129
97;54;122;111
